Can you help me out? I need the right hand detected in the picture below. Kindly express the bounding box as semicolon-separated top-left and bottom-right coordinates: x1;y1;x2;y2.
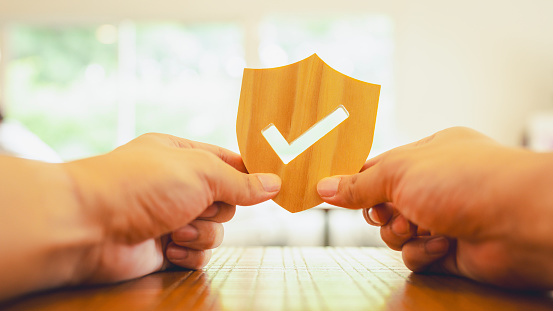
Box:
317;127;553;289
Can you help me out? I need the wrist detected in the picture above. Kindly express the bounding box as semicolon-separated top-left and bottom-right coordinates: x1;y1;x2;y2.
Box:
60;159;108;285
496;149;553;248
40;161;105;288
524;152;553;247
0;158;103;300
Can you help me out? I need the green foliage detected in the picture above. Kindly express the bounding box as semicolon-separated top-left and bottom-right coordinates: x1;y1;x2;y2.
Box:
10;25;117;87
7;25;119;159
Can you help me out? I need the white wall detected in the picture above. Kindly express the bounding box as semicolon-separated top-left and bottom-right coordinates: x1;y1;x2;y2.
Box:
1;0;552;146
393;1;553;146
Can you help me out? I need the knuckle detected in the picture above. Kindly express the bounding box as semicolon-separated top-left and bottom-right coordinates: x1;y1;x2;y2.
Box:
343;175;357;204
187;250;207;270
210;224;224;248
341;174;369;208
170;136;194;149
193;149;254;205
190;150;222;180
194;221;224;249
413;133;437;147
137;132;163;143
204;223;224;249
217;204;236;223
243;175;255;197
191;148;219;164
225;174;254;205
137;132;157;139
380;226;403;251
190;249;212;269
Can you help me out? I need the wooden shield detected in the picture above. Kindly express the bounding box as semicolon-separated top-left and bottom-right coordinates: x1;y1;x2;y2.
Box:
236;54;380;213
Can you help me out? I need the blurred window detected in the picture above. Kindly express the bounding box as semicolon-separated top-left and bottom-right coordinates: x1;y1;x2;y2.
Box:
259;15;393;84
6;22;244;160
133;23;245;149
7;25;119;159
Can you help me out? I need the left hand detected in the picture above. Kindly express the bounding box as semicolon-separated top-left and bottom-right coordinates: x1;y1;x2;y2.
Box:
65;133;281;284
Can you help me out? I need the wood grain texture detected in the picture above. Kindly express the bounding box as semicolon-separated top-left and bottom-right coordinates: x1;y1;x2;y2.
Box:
237;54;380;212
4;247;553;311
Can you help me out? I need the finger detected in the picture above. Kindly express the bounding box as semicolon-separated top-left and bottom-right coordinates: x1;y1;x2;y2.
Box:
189;141;247;173
165;135;248;173
165;243;212;270
317;167;390;210
322;132;443;208
172;220;224;250
201;152;281;206
359;137;424;173
360;153;385;172
401;236;452;273
197;202;236;223
133;133;249;173
363;203;394;226
380;214;417;250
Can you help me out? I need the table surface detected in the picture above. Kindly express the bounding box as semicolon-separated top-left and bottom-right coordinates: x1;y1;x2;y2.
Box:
3;247;553;311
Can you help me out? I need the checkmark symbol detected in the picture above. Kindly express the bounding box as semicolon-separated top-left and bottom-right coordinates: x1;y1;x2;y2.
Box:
261;105;349;164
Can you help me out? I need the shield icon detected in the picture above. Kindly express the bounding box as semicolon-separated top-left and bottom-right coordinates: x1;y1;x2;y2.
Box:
236;54;380;213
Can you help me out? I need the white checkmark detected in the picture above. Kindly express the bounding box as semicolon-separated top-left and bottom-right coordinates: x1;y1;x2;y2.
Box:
261;105;349;164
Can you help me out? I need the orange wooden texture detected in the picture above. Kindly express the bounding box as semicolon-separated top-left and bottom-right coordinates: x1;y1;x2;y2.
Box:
3;247;553;311
237;54;380;212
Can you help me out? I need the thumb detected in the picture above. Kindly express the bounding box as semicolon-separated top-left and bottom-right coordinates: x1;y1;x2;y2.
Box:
316;166;391;209
204;157;281;206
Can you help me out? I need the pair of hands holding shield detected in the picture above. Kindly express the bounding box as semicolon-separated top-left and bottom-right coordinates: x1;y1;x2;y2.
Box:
2;127;553;301
71;127;553;290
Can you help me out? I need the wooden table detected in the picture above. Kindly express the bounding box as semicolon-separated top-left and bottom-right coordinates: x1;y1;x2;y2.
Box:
3;247;553;311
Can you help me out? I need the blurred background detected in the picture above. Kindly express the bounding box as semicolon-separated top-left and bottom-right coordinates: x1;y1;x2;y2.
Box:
0;0;552;246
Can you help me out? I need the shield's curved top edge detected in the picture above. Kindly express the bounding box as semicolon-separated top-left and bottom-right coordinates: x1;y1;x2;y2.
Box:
243;53;381;87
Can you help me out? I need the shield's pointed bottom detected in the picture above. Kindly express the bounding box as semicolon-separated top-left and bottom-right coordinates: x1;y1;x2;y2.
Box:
273;200;323;213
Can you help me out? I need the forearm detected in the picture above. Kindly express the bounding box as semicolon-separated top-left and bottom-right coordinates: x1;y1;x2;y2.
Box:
0;156;101;301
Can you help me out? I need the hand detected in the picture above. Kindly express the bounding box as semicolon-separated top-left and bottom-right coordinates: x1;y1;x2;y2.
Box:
317;127;553;289
65;133;281;284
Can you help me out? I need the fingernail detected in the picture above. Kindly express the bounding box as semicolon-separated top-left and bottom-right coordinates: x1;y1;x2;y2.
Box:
368;208;382;225
166;246;188;260
391;215;410;236
425;236;449;255
363;208;382;226
175;225;199;242
317;177;340;198
256;174;281;192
